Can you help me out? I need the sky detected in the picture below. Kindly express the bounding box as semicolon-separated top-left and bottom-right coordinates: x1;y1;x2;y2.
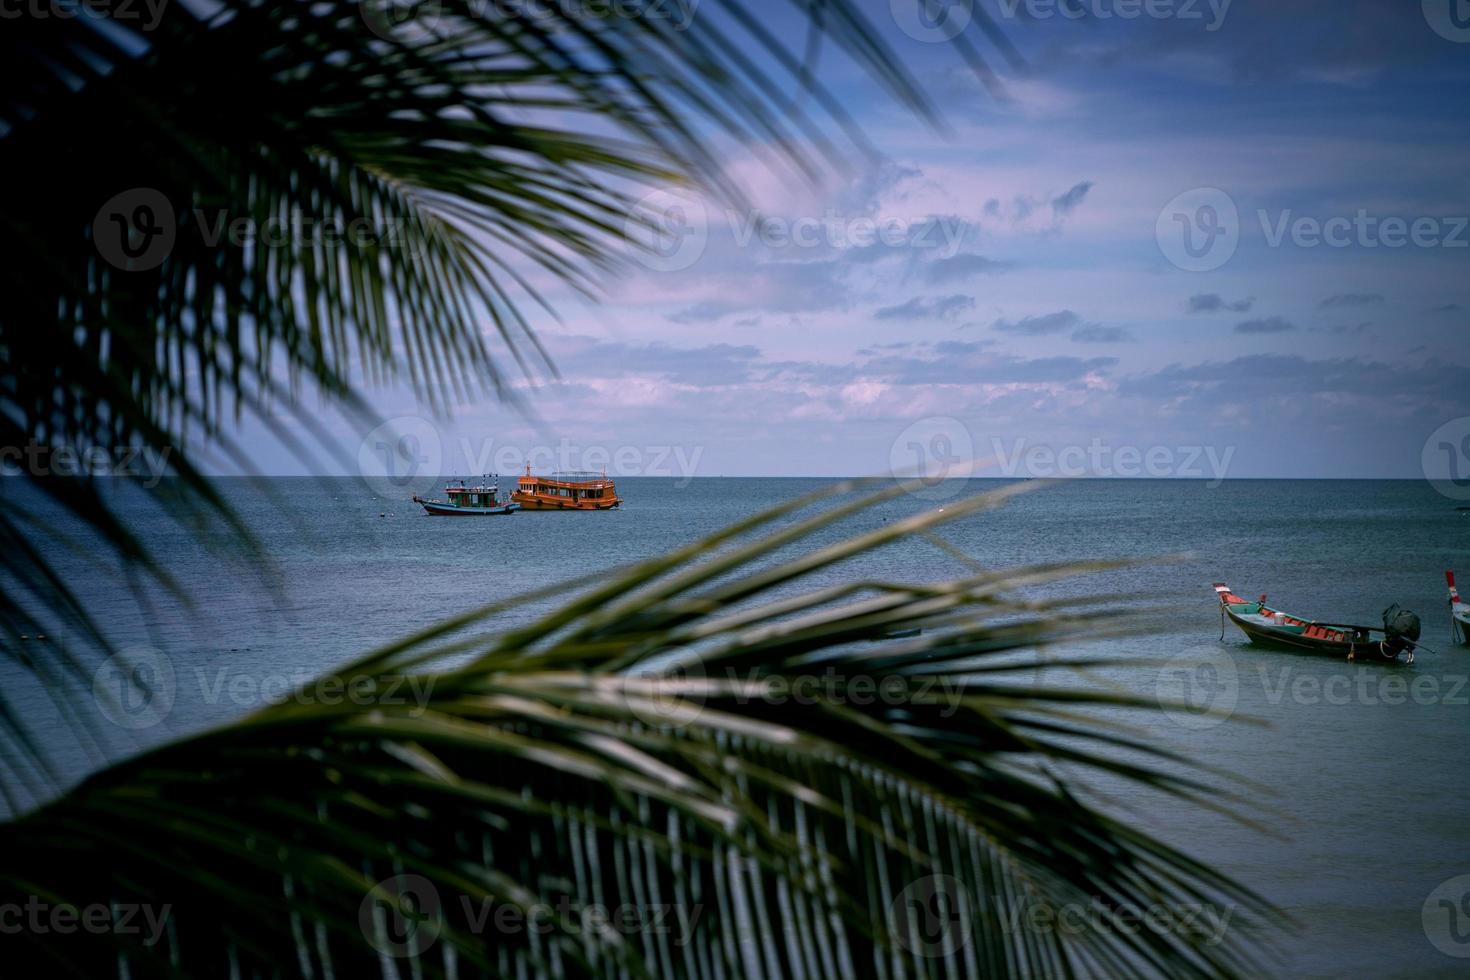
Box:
251;0;1470;483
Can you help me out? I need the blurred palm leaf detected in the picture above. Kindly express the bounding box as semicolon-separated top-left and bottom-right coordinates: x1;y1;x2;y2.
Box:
0;0;1008;781
0;481;1276;977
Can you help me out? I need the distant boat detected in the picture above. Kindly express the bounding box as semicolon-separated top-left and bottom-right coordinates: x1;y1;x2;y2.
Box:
412;477;519;516
1448;572;1470;646
511;465;621;511
1212;582;1420;664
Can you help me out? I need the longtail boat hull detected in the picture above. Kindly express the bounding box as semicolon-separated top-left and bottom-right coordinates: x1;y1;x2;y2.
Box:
1449;571;1470;647
416;500;518;516
1213;583;1415;664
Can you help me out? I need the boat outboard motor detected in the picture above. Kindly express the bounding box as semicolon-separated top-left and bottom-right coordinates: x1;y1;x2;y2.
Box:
1380;604;1421;661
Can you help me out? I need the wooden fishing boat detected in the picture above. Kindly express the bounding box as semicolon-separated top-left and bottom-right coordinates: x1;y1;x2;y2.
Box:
1449;571;1470;646
412;477;519;516
511;465;621;511
1212;583;1420;664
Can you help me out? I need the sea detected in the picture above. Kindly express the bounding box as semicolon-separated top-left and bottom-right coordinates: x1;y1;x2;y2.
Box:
5;476;1469;978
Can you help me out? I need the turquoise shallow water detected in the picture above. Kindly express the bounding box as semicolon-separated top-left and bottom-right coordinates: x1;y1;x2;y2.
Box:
6;476;1470;977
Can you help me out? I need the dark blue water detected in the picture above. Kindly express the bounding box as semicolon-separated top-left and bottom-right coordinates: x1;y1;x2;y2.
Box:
6;477;1469;977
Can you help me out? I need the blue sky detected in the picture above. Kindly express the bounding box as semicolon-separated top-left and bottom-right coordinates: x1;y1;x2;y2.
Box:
255;0;1470;481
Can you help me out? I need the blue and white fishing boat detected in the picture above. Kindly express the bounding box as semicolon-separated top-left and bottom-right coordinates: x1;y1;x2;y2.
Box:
412;477;520;516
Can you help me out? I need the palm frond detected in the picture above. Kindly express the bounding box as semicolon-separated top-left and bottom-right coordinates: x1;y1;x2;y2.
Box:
0;0;1019;779
0;484;1278;978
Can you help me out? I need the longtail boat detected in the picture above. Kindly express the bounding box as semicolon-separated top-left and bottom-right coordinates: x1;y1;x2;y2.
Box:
1449;572;1470;646
511;465;621;511
1212;583;1421;664
412;477;519;516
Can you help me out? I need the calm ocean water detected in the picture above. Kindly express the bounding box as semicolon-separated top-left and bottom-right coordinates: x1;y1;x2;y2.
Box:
7;477;1470;977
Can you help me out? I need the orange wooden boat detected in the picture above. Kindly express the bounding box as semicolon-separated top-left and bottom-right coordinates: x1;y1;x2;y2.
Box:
510;465;621;510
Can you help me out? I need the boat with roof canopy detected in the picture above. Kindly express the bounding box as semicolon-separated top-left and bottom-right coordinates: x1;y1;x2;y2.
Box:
511;464;621;510
412;476;519;516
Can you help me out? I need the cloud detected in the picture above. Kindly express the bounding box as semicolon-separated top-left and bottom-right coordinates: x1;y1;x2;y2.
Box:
924;253;1011;283
1071;325;1132;343
864;349;1116;386
1429;303;1461;313
1051;180;1094;217
1318;293;1385;308
874;294;976;321
1188;293;1254;314
1317;322;1373;336
1234;316;1295;334
993;310;1081;336
667;301;742;324
1119;355;1468;412
552;337;762;386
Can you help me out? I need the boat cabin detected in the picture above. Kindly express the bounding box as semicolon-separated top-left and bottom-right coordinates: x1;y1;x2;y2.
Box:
512;465;622;510
445;481;503;507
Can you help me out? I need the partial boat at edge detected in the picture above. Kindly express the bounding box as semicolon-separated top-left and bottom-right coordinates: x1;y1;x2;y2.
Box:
1449;571;1470;647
